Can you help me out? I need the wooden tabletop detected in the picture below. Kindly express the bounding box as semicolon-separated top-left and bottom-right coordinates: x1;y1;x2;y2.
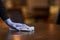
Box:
0;21;60;40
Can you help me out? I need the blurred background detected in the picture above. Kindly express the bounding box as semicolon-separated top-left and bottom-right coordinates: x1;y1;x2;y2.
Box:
0;0;60;25
0;0;60;40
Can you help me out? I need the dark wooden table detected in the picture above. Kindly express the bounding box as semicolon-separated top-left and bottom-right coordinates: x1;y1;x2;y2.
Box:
0;21;60;40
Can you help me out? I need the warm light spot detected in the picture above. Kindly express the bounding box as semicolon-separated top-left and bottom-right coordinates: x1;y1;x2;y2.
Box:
48;24;55;32
50;6;59;14
5;0;13;9
11;35;21;40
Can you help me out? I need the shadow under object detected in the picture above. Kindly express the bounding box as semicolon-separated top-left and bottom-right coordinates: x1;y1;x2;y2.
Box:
7;8;24;23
